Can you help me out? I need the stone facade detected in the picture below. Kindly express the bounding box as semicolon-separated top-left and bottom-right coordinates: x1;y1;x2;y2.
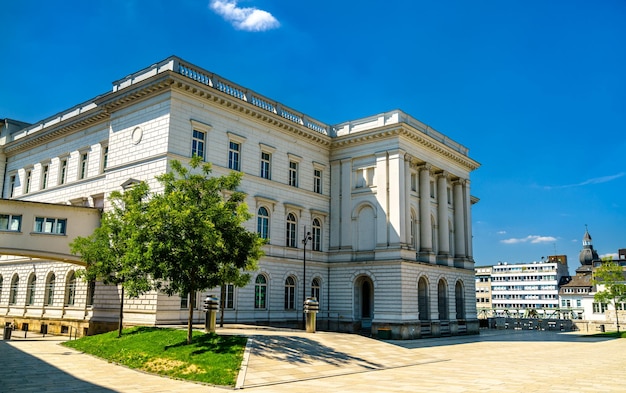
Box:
1;56;480;338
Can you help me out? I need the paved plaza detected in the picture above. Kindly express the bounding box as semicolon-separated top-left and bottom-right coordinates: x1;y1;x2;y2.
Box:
1;326;625;392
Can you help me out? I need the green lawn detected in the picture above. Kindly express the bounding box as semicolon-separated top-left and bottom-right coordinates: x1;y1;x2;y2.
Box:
62;326;247;386
590;330;626;338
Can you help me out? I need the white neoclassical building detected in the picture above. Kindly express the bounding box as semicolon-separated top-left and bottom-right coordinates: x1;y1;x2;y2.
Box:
0;56;480;339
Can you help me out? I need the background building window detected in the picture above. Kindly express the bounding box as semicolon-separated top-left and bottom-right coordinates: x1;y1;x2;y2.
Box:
9;175;16;197
228;141;241;171
45;273;56;306
0;214;21;231
192;130;206;159
9;275;19;305
257;207;269;239
221;284;234;309
311;278;320;303
284;276;296;310
312;218;321;251
59;158;68;185
34;217;67;235
24;169;32;193
286;213;297;248
79;152;89;179
289;161;298;187
66;272;76;306
254;275;267;309
261;152;271;179
41;164;49;189
27;274;37;306
314;169;322;193
101;145;109;172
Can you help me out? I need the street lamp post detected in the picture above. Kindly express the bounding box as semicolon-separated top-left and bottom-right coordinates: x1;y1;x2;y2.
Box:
302;226;311;329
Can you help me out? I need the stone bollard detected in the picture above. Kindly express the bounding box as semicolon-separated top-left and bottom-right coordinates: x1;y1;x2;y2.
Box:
203;295;219;333
304;297;319;333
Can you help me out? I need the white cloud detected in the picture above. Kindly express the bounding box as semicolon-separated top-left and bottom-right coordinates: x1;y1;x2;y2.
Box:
600;253;618;260
501;235;557;244
497;230;507;235
543;172;625;190
210;0;280;32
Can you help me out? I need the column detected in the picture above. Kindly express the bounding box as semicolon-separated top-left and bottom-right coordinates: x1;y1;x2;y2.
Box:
387;150;404;247
404;155;412;247
375;152;388;247
329;160;341;249
464;180;474;260
419;164;432;253
340;159;353;249
453;179;466;258
437;171;450;256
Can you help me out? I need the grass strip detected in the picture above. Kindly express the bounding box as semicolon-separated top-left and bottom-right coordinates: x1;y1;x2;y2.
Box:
63;326;247;386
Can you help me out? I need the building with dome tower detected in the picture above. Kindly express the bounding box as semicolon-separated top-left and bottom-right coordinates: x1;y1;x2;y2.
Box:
560;228;626;331
558;228;598;320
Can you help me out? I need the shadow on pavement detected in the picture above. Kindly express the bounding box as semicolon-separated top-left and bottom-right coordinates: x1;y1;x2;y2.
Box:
249;334;384;369
0;340;117;393
386;328;617;349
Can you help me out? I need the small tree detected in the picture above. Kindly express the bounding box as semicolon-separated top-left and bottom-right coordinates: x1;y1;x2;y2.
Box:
70;182;153;337
146;157;264;344
593;259;626;333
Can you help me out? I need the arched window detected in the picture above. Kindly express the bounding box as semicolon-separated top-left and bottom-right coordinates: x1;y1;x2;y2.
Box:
26;274;37;306
311;277;321;304
66;272;76;306
254;274;267;309
455;281;465;319
9;275;19;305
257;206;269;239
312;218;322;251
286;213;297;248
438;279;448;321
45;273;56;306
418;277;429;321
284;276;296;310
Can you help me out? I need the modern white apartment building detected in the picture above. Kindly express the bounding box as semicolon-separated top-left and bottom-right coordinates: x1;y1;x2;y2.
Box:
490;255;569;317
475;266;493;318
0;56;480;339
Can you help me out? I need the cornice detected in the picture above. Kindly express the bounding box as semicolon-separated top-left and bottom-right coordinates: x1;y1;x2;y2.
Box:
168;73;333;148
4;109;109;155
331;125;480;172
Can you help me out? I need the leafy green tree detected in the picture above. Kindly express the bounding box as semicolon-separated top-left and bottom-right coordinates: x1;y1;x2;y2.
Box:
70;182;153;338
593;259;626;333
146;157;264;344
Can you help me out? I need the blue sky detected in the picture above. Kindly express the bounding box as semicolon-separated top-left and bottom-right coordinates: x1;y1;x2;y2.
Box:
2;1;625;270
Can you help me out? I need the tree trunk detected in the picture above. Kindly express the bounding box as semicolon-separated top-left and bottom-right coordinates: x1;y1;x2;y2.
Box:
118;286;125;338
187;289;194;344
220;285;225;328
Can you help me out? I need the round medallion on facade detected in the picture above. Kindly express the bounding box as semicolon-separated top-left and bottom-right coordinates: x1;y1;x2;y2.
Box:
131;126;143;144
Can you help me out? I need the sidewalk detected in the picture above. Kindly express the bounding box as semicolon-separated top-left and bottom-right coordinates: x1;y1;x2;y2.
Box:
2;327;625;392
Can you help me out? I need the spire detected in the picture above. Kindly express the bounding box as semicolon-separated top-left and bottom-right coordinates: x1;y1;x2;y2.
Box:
578;226;599;265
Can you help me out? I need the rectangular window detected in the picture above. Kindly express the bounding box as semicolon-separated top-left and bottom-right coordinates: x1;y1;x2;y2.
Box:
430;181;436;198
59;158;68;185
576;299;581;307
221;284;235;309
0;214;22;231
9;175;16;197
192;130;206;160
314;169;322;194
180;293;189;309
289;161;298;187
41;164;49;189
79;152;88;179
260;152;271;179
411;173;417;191
25;169;32;193
34;217;67;235
228;141;241;171
101;145;109;172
